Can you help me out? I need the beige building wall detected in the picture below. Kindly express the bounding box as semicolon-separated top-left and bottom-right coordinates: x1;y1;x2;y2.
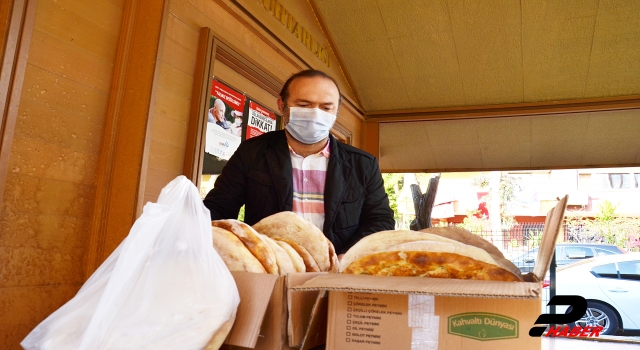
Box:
0;0;125;348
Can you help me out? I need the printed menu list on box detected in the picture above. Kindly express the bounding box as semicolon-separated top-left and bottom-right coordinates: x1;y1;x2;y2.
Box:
330;292;412;349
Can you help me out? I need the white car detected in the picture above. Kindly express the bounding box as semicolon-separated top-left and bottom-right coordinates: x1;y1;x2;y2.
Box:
542;253;640;335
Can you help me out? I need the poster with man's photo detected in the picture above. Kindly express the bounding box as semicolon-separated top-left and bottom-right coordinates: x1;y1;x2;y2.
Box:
246;101;277;140
202;79;246;174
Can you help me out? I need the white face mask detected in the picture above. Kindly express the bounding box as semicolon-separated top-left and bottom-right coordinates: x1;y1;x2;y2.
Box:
235;118;242;126
285;107;336;144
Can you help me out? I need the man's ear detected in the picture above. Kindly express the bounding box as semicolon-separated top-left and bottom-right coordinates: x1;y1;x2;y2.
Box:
276;97;285;114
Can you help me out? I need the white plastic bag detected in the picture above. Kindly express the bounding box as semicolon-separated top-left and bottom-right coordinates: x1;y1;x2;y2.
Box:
21;176;240;350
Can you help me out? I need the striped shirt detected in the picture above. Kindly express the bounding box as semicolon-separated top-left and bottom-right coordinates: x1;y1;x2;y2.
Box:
289;140;330;231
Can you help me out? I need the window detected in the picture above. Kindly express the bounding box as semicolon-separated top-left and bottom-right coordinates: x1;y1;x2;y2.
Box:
562;247;594;260
578;174;591;190
594;248;617;256
592;172;639;189
591;263;618;279
608;174;631;189
618;261;640;281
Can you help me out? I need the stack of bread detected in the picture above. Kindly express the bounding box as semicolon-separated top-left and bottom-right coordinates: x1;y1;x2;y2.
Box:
211;212;340;275
340;227;523;282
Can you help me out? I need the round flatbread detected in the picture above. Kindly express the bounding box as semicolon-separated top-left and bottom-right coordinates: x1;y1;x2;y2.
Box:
339;230;458;273
327;238;340;273
261;234;297;275
212;219;278;274
253;212;330;271
285;240;320;272
211;227;266;273
276;241;306;273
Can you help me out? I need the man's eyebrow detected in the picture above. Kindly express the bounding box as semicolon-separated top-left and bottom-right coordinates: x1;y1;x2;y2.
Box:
291;99;335;105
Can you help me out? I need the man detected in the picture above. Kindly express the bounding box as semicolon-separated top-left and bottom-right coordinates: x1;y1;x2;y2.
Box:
209;98;230;130
203;69;394;254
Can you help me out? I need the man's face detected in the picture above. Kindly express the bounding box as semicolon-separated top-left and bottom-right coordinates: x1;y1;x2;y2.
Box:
213;101;225;121
278;76;340;125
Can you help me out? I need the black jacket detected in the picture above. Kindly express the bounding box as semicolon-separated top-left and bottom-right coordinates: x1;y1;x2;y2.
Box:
203;130;395;254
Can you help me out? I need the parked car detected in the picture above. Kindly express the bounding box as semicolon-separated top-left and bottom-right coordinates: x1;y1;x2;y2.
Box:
542;253;640;335
510;243;625;273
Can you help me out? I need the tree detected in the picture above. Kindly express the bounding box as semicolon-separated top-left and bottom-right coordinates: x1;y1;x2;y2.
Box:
382;173;404;223
472;172;522;231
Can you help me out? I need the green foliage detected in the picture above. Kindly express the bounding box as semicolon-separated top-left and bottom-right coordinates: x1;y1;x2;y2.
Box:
499;173;521;230
472;174;490;189
238;205;245;222
382;173;404;222
595;200;617;223
458;210;487;232
565;201;640;252
526;229;544;249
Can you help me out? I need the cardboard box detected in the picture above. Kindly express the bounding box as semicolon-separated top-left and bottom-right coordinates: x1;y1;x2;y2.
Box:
223;272;328;350
293;196;569;350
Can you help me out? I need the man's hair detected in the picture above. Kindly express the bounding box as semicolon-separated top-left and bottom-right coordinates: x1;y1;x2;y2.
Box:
279;69;342;107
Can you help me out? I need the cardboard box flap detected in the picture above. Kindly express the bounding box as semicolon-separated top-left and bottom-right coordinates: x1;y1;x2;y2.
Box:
533;195;569;281
300;290;328;350
292;273;541;299
225;271;279;348
286;272;325;347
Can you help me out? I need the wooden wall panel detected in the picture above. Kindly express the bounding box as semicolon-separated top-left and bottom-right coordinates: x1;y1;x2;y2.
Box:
0;0;125;348
34;0;119;62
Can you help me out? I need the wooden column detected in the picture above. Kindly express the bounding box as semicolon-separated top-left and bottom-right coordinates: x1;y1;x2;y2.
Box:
363;120;380;159
184;28;216;188
0;0;37;211
85;0;169;277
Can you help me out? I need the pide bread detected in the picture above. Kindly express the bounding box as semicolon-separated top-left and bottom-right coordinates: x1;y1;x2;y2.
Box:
339;230;456;273
341;229;523;282
261;234;297;275
420;227;523;279
284;240;321;272
253;212;331;271
276;241;306;273
211;219;278;274
211;212;339;275
211;227;266;273
327;238;340;273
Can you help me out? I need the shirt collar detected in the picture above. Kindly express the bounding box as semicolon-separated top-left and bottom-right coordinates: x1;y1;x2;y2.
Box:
288;138;331;158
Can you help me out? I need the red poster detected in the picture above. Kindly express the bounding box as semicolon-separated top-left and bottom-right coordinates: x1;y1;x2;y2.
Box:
211;80;245;112
246;101;277;139
205;80;246;161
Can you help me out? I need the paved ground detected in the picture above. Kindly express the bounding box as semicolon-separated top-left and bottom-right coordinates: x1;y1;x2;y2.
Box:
543;337;640;349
